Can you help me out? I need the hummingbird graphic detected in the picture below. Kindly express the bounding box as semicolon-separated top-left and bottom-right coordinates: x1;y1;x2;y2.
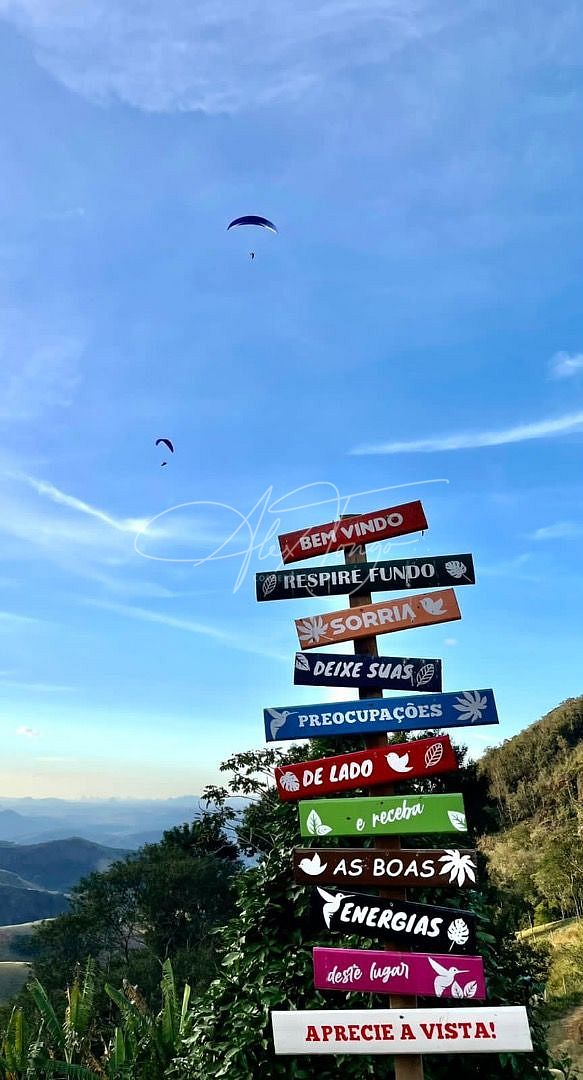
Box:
267;708;291;740
317;887;351;929
427;956;468;997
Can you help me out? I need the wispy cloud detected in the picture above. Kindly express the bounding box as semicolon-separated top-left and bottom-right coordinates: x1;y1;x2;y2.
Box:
16;726;40;738
0;610;45;627
549;351;583;380
530;521;583;541
0;0;458;114
351;411;583;455
14;474;148;534
1;680;76;693
444;638;458;647
0;317;83;422
83;599;288;661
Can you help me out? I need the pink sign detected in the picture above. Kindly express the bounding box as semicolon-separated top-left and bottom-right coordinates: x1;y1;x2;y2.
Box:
313;947;486;1000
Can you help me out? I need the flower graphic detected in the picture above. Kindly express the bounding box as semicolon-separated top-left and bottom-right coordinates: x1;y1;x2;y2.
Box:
453;690;488;723
297;616;329;646
438;850;477;887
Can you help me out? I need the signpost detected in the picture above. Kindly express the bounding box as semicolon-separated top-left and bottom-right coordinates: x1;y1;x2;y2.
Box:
271;1007;533;1056
275;735;457;801
299;793;467;838
293;847;477;888
312;887;477;952
293;651;443;692
295;588;461;649
264;688;499;742
278;501;428;563
313;947;486;999
256;553;475;601
255;499;531;1072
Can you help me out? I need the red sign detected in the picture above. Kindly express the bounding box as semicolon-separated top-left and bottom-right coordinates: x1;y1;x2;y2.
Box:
279;501;428;564
274;735;456;802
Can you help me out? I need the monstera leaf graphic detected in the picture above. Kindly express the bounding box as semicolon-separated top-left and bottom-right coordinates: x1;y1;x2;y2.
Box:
415;663;435;688
306;809;332;836
279;772;300;792
447;918;470;951
445;560;468;580
295;654;310;672
447;811;467;832
424;742;444;769
298;853;328;876
262;574;277;597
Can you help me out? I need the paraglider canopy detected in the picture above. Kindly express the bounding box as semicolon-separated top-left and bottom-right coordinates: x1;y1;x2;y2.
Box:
155;438;174;453
227;215;278;234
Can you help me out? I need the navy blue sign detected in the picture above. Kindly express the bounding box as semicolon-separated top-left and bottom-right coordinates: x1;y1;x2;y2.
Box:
294;651;442;693
264;689;498;743
255;553;475;602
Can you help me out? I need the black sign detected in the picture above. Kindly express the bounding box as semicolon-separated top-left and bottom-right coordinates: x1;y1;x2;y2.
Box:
313;887;476;954
294;651;442;693
256;553;475;602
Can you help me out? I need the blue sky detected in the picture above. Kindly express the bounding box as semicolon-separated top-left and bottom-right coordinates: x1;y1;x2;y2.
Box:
0;0;582;797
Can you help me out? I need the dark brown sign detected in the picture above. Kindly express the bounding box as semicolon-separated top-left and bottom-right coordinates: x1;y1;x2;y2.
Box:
293;848;477;889
256;553;475;602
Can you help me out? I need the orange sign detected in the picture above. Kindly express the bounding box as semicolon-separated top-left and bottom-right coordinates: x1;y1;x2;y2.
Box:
295;589;461;650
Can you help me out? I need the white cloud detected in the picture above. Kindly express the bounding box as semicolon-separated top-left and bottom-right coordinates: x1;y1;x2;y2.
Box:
1;681;75;693
0;610;45;627
549;351;583;380
444;637;458;646
83;598;288;661
0;317;83;422
530;521;583;541
16;726;40;738
14;474;148;534
351;411;583;455
0;0;456;114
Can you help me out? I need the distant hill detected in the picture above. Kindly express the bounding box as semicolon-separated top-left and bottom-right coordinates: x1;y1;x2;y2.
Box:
0;884;67;926
0;838;127;893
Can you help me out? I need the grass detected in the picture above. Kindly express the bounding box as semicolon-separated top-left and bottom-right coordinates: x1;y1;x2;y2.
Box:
517;917;581;943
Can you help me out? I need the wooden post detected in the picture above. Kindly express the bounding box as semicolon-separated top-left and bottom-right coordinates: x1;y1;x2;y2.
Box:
344;536;424;1080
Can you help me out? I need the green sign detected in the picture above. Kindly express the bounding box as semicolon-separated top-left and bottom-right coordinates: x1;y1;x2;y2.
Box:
298;793;466;838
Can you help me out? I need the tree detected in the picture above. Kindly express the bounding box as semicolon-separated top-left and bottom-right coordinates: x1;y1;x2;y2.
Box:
171;742;552;1079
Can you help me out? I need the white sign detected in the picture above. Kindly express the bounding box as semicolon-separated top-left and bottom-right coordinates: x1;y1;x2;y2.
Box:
271;1007;533;1056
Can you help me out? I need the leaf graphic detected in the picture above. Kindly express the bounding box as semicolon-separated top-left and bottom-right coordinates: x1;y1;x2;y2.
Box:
463;981;478;998
262;573;277;597
448;811;467;832
298;854;327;876
386;751;413;773
279;772;300;792
424;742;444;769
447;918;470;950
445;560;467;580
295;653;310;672
307;809;324;836
316;824;332;835
416;663;435;688
451;982;464;999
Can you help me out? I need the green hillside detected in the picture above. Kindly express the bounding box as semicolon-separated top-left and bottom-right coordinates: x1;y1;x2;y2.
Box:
0;837;127;893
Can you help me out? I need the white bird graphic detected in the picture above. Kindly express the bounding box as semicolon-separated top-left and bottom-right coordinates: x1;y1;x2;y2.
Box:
267;708;291;740
386;751;413;773
427;956;468;997
419;596;445;617
317;887;351;929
